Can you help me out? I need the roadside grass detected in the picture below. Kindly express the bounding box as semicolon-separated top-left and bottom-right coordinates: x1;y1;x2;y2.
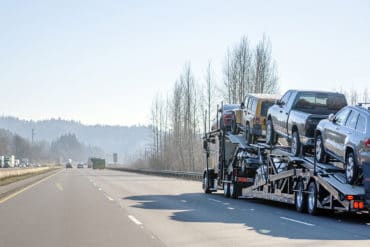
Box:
0;167;61;186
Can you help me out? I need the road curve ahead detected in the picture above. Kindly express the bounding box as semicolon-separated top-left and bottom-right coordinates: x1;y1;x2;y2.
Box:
1;168;370;247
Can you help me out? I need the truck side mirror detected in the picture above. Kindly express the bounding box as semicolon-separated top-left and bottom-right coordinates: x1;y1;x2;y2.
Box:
203;139;208;150
328;114;335;122
276;99;282;106
240;102;245;109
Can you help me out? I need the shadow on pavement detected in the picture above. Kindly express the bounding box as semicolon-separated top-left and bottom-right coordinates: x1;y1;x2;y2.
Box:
124;192;370;240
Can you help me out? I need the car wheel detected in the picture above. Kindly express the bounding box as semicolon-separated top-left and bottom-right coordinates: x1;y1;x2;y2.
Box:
291;131;301;157
345;152;359;185
315;134;326;163
231;114;239;134
266;119;277;145
223;181;230;197
295;180;306;213
307;181;318;215
245;125;254;145
220;117;224;130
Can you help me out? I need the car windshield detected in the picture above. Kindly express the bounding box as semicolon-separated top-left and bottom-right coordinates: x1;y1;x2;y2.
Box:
293;92;347;114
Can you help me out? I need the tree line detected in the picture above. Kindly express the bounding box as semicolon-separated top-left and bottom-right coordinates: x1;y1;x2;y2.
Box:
142;35;279;172
0;128;103;164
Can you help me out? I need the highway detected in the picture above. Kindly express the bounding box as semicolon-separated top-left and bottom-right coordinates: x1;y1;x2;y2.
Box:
1;168;370;247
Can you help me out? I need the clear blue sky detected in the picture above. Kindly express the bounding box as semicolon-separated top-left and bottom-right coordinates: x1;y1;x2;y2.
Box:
0;0;369;125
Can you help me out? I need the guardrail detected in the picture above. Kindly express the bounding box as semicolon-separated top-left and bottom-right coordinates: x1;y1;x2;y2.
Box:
107;166;203;181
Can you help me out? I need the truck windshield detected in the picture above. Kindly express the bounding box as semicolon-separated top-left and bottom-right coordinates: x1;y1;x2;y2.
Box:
293;92;347;114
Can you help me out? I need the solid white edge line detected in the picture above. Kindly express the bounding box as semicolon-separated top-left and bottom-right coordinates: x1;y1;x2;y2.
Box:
280;216;315;226
128;215;142;225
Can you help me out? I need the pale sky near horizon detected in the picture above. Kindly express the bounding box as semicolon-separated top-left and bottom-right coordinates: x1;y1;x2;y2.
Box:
1;0;369;126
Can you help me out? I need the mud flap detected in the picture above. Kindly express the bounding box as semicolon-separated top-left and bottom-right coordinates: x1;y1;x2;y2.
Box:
363;163;370;202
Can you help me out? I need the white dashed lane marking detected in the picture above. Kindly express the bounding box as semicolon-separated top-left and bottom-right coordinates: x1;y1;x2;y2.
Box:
280;216;315;226
128;215;142;225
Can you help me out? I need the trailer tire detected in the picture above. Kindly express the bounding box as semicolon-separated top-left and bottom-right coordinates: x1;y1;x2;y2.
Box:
295;180;306;213
307;181;318;215
202;173;212;194
230;182;240;199
223;182;230;197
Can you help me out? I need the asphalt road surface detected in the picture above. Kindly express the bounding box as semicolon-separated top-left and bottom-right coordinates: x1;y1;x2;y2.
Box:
1;168;370;247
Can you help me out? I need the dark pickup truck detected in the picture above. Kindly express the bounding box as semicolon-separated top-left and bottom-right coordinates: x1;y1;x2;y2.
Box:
266;90;347;156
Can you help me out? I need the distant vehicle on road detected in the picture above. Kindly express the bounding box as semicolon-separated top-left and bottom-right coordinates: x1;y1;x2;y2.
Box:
315;103;370;184
266;90;347;156
66;163;72;168
211;104;240;131
77;163;84;168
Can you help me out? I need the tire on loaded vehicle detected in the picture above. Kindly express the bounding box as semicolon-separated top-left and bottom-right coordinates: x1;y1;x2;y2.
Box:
245;124;255;145
315;134;327;163
291;130;301;157
345;151;359;185
231;113;240;134
266;119;277;145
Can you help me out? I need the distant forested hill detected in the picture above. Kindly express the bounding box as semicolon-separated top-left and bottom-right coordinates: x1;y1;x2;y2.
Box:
0;116;152;162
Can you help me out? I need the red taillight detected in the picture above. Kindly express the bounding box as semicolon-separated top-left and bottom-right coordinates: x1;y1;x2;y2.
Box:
359;201;364;209
238;177;249;183
353;201;359;209
365;139;370;148
346;195;354;201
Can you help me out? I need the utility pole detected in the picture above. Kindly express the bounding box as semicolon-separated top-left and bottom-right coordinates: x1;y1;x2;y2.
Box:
31;128;35;144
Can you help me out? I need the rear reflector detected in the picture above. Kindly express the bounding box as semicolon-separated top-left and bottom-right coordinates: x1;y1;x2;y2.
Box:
365;139;370;148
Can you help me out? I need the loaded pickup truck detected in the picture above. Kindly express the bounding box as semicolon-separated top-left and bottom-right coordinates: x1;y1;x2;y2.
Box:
266;90;347;156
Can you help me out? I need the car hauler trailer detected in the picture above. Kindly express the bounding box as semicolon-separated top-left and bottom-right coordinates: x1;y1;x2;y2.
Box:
202;130;370;215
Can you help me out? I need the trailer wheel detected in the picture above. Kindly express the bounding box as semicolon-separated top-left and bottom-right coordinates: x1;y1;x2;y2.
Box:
307;181;318;215
223;182;230;197
230;182;240;199
202;173;212;194
295;180;306;213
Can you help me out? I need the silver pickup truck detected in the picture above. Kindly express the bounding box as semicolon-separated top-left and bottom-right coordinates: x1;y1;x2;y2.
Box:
266;90;347;156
